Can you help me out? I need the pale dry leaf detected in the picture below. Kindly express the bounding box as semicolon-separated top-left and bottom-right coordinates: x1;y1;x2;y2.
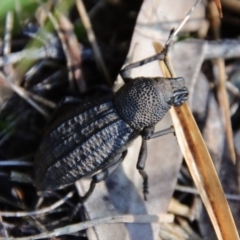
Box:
81;1;206;240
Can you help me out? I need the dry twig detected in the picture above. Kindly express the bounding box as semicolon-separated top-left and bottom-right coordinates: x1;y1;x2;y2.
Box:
175;184;240;201
0;213;173;240
209;1;236;163
154;41;239;240
0;191;75;217
76;0;111;86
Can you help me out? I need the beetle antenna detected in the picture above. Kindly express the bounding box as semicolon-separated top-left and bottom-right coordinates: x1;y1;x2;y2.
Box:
165;0;202;47
120;36;170;80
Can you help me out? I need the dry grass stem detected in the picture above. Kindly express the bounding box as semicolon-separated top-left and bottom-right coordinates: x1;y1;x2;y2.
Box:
213;0;223;17
177;217;202;240
0;75;50;118
153;41;239;240
175;184;240;201
35;0;78;91
0;48;57;66
168;198;190;217
0;216;8;238
3;12;13;56
166;0;202;46
0;11;57;113
3;11;15;95
0;160;32;167
226;81;240;99
209;1;236;163
159;221;200;240
56;12;86;92
0;214;173;240
76;0;111;86
0;191;75;217
0;72;56;111
215;58;236;162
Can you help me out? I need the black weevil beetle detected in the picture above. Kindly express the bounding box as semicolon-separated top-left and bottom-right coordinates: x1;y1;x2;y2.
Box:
34;45;188;202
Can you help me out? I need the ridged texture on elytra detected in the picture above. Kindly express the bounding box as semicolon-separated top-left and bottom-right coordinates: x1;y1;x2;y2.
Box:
114;77;172;130
34;97;138;190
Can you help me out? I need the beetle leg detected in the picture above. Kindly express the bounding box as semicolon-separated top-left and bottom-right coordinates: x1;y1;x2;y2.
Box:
70;197;90;221
137;138;149;200
163;58;174;78
149;126;175;139
141;125;155;140
78;180;96;203
73;153;126;219
71;152;127;219
78;151;127;203
137;126;155;200
137;125;175;200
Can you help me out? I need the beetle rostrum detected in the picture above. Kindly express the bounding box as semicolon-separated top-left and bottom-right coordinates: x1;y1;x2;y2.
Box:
34;48;188;202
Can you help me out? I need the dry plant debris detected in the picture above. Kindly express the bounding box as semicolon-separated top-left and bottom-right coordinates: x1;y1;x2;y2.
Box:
0;0;240;240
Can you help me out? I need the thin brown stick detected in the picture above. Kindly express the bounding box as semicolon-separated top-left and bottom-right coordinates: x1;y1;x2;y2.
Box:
209;1;236;163
153;41;239;240
35;0;78;91
76;0;111;86
216;58;236;162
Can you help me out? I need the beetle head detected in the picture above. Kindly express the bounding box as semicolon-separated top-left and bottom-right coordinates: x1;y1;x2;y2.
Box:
114;77;188;130
167;77;188;107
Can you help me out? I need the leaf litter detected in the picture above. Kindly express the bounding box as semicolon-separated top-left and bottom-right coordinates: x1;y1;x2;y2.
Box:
0;0;240;239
